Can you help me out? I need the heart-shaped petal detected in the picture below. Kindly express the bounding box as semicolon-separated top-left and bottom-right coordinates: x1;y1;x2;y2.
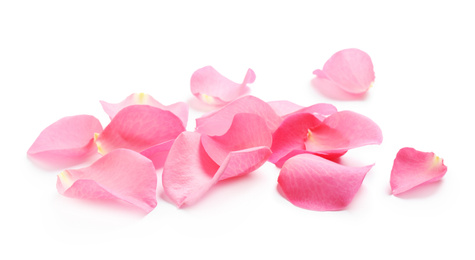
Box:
390;147;447;195
278;154;373;211
57;149;157;213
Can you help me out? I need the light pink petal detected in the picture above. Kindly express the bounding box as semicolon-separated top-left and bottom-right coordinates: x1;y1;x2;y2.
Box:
267;100;304;117
190;66;255;106
56;149;157;213
140;139;175;169
269;113;322;165
27;115;103;165
390;147;447;195
201;113;272;166
196;95;282;136
273;149;347;168
305;110;383;155
95;105;185;155
278;154;373;211
313;48;375;94
268;101;337;121
100;93;188;127
162;132;271;207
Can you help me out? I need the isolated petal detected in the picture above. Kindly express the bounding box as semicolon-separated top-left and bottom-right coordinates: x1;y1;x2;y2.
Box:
305;110;383;155
201;113;272;166
27;115;103;165
95;105;185;155
162;131;271;207
196;95;282;136
390;147;447;195
56;149;157;213
313;48;375;94
191;66;255;106
278;154;373;211
100;93;188;127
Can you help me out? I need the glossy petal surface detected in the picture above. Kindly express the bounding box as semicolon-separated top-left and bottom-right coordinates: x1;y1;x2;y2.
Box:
278;154;373;211
190;66;255;106
56;149;157;213
313;48;375;94
27;115;103;165
95;105;185;154
390;147;447;195
196;95;282;136
100;93;188;127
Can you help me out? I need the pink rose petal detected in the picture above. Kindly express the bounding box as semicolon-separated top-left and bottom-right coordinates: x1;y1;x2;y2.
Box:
268;101;337;120
56;149;157;213
190;66;255;106
196;95;282;136
305;110;383;155
95;105;185;155
267;100;304;117
278;154;373;211
313;48;375;94
27;115;103;166
140;139;175;169
162;131;271;207
100;93;188;127
201;113;272;166
390;147;447;195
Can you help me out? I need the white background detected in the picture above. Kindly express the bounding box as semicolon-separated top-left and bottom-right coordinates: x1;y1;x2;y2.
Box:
1;1;474;259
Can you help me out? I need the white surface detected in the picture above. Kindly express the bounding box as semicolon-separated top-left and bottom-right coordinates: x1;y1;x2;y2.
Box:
1;1;474;259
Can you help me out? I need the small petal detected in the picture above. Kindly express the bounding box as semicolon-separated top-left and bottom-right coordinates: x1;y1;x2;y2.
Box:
390;147;447;195
27;115;103;166
305;110;383;155
95;105;185;155
278;154;373;211
201;113;272;166
56;149;157;213
196;95;282;136
100;93;188;127
313;48;375;94
190;66;255;106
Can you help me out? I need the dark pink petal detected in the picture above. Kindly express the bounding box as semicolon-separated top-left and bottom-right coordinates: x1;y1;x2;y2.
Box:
196;95;282;136
100;93;188;127
269;113;322;165
305;110;383;155
390;147;447;195
190;66;255;106
162;131;271;207
95;105;185;155
27;115;103;165
56;149;157;213
278;154;373;211
313;48;375;94
140;139;175;169
201;113;272;166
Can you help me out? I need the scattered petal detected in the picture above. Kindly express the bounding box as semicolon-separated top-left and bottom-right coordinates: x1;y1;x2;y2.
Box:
140;139;175;169
27;115;103;166
190;66;255;106
313;48;375;94
95;105;185;155
390;147;447;195
268;101;337;120
100;93;188;127
56;149;157;213
267;100;304;117
196;95;282;136
278;154;373;211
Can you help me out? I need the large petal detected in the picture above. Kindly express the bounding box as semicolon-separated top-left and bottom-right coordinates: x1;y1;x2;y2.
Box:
196;95;282;136
95;105;185;155
190;66;255;106
313;48;375;94
56;149;157;213
100;93;188;127
162;132;271;207
278;154;373;211
390;147;448;195
27;115;103;165
269;113;322;165
201;113;272;166
305;110;383;155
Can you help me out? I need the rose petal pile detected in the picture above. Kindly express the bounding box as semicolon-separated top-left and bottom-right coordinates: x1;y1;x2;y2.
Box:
27;49;448;214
